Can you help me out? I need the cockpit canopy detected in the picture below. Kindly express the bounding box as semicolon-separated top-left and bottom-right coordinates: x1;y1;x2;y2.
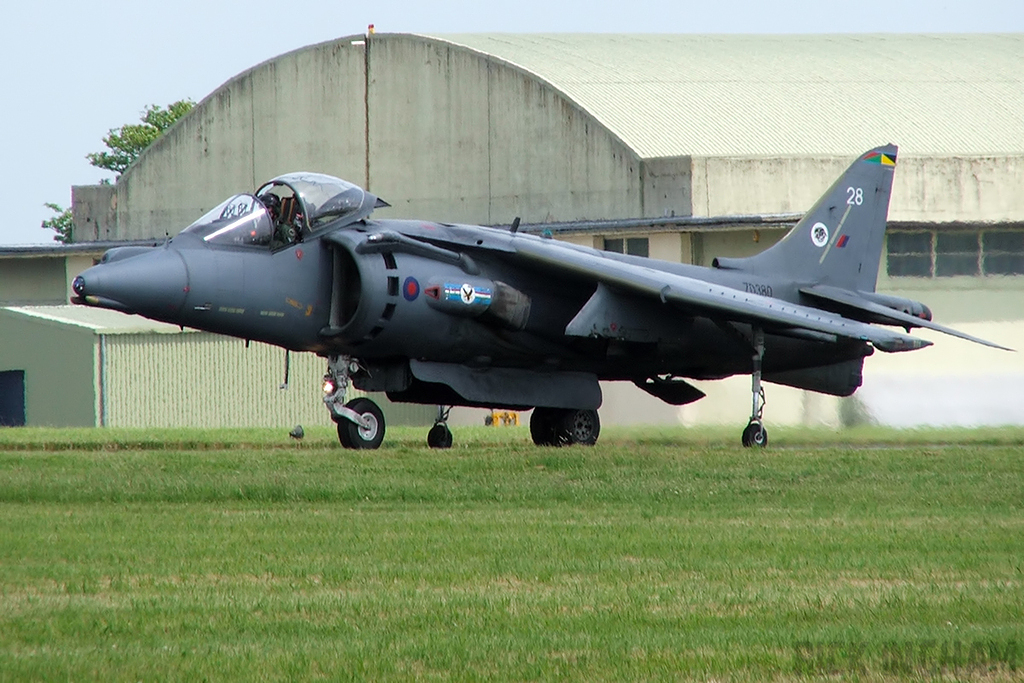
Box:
181;173;387;247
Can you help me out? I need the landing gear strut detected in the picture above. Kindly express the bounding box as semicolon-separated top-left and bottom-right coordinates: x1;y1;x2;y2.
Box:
427;405;453;449
323;355;386;449
742;328;769;448
530;407;600;447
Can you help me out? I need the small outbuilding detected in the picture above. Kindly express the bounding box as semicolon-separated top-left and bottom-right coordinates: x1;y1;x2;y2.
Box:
0;305;431;428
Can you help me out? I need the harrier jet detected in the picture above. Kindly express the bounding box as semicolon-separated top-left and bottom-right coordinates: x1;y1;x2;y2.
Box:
72;144;1008;448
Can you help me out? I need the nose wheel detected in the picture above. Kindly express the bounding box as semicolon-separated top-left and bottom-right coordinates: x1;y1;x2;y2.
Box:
323;355;386;449
337;397;386;449
743;328;769;448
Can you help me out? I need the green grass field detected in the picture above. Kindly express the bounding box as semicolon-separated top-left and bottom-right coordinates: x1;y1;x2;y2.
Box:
1;426;1022;681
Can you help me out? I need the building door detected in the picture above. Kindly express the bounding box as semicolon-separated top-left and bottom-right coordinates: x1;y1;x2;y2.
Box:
0;370;26;427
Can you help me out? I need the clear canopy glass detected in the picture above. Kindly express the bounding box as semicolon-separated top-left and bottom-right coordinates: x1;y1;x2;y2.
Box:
259;173;368;230
182;194;274;246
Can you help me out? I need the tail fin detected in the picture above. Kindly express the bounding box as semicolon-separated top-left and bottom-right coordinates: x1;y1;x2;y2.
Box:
713;144;898;293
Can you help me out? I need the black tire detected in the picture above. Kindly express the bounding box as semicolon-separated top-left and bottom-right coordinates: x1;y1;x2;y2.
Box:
337;397;385;449
559;409;600;446
530;407;562;446
741;421;768;448
427;423;453;449
531;408;600;446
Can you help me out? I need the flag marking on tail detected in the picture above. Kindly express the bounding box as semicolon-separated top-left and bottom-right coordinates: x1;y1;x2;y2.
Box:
862;150;897;166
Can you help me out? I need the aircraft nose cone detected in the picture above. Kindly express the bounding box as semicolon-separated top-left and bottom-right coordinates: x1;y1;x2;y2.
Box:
73;247;189;319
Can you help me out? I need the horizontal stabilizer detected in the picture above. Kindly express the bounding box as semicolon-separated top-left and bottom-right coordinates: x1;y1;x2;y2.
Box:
801;285;1014;352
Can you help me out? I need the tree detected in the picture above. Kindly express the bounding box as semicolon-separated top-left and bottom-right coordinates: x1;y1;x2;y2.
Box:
86;99;195;176
41;203;74;244
42;99;195;243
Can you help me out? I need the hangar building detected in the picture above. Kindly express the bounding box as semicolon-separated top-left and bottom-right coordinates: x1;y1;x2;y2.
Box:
21;33;1024;427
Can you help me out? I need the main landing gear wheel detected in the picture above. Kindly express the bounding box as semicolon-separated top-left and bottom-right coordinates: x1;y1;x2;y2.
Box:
337;397;385;449
561;408;600;446
742;421;768;448
742;327;769;449
530;407;600;447
530;407;560;446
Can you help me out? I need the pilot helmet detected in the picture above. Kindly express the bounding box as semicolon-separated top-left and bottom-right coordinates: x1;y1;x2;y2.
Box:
261;193;281;216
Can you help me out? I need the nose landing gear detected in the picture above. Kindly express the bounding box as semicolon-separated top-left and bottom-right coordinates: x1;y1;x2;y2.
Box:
323;355;386;449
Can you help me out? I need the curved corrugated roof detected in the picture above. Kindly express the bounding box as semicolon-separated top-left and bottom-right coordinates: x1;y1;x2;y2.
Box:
3;306;189;335
430;33;1024;158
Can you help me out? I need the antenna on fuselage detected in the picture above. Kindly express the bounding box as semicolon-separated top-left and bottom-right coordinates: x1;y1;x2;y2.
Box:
280;350;290;390
510;217;521;234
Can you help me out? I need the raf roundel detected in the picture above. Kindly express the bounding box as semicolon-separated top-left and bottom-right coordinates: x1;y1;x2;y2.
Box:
811;222;830;248
403;276;420;302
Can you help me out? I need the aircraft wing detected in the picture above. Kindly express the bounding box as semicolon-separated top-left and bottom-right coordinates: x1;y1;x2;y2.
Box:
510;238;931;353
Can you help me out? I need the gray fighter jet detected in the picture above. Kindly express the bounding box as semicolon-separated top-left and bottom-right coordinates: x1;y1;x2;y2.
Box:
71;145;1009;448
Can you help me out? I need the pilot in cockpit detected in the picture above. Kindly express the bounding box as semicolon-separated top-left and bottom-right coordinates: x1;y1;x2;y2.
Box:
261;191;304;248
261;193;281;223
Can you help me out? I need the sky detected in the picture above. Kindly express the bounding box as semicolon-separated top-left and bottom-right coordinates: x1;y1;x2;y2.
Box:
2;0;1022;246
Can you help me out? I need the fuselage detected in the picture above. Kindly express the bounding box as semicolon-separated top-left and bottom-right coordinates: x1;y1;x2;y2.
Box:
74;216;870;389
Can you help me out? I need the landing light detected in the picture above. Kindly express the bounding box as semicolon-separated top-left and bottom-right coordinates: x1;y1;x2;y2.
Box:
323;379;336;395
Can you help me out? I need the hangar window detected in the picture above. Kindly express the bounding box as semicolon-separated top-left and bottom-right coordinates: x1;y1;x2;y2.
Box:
603;237;649;258
886;231;932;277
887;229;1024;278
935;232;980;277
984;231;1024;275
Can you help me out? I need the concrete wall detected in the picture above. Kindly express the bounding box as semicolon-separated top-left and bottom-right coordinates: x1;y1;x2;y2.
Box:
1;254;103;307
641;156;692;218
0;310;97;427
0;258;67;305
692;154;1024;221
99;34;640;240
71;184;116;241
359;34;642;224
113;38;369;239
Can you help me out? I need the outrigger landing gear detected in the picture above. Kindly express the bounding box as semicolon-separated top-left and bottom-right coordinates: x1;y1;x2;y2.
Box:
323;355;385;449
742;327;769;448
530;407;601;447
427;405;453;449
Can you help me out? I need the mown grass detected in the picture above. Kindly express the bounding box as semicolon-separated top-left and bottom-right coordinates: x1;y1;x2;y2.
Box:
1;426;1023;680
